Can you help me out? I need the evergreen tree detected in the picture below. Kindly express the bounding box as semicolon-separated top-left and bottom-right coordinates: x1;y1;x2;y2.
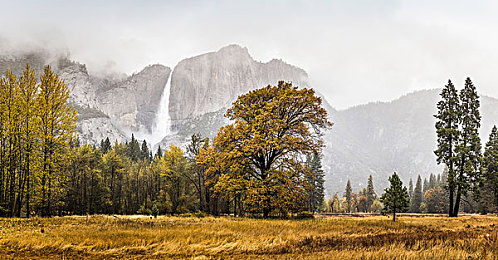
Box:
155;145;163;159
411;175;423;213
307;152;325;213
366;175;376;212
141;140;150;161
126;134;140;162
380;172;410;221
423;178;429;195
454;78;481;217
344;179;352;213
101;137;111;154
429;174;436;190
434;80;460;217
480;125;498;213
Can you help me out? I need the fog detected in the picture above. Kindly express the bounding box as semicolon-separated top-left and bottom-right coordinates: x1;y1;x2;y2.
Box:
1;0;498;109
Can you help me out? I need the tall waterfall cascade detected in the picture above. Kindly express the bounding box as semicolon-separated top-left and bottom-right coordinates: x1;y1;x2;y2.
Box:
146;76;173;146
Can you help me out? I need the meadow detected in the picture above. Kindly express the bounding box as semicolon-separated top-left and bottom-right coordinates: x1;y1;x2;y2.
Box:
0;214;497;259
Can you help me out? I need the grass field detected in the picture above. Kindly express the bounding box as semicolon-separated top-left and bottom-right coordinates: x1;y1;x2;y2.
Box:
0;215;497;259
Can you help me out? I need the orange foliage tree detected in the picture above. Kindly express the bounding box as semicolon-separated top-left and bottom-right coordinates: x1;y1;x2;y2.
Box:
197;81;332;217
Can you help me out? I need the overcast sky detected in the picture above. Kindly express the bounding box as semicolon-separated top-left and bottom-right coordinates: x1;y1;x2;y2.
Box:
1;0;497;109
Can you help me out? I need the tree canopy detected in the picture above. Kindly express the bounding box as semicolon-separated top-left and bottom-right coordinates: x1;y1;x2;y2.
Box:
198;81;332;217
380;172;410;221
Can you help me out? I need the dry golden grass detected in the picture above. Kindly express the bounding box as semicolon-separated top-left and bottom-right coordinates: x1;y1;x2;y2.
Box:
0;214;497;259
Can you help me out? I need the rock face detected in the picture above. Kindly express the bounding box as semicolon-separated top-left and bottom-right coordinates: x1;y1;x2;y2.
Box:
0;50;171;145
59;62;99;108
97;64;171;133
169;45;310;130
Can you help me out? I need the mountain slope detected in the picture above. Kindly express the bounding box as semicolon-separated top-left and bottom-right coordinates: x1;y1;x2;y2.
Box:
169;45;311;130
322;89;498;195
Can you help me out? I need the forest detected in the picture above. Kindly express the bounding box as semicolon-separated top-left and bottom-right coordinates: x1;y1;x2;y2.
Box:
0;67;330;218
0;66;497;219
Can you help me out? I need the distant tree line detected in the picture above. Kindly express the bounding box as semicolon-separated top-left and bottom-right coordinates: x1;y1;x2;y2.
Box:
323;175;382;213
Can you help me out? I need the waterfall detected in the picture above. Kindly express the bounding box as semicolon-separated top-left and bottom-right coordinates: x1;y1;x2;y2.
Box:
149;76;172;146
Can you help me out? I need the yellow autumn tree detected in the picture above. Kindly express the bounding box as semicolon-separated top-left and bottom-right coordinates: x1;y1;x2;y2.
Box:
201;81;332;217
36;65;77;216
160;145;195;214
0;70;22;216
17;64;39;217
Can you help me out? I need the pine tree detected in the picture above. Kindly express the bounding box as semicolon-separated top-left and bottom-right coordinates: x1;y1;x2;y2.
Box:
307;152;325;213
344;179;352;213
429;173;436;190
101;137;111;154
423;178;429;195
126;134;140;162
434;80;460;217
454;77;481;217
480;125;498;213
140;140;150;161
155;145;163;159
366;175;376;212
380;172;410;221
411;175;422;213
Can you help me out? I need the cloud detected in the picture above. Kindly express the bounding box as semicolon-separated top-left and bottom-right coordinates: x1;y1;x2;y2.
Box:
0;0;497;109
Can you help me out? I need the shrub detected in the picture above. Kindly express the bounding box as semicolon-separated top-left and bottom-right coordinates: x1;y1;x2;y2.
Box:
151;205;159;218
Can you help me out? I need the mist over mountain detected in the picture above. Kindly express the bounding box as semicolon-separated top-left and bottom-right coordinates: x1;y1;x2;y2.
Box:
1;45;498;196
324;89;498;195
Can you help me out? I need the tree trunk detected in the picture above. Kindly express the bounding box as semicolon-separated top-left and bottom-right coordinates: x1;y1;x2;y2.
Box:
26;173;30;218
393;207;396;222
263;208;270;218
453;188;461;217
448;185;454;217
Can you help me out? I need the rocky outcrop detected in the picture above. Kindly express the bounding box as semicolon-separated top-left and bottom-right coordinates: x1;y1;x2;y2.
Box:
97;64;171;133
0;50;171;145
0;50;49;77
59;62;171;142
59;62;100;108
77;117;127;144
169;44;310;130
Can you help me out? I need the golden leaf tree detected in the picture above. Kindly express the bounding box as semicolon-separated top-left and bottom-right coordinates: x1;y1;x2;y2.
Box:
199;81;332;217
36;65;77;216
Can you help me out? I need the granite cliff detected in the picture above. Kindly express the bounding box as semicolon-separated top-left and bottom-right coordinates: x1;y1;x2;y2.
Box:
0;50;171;144
168;45;310;130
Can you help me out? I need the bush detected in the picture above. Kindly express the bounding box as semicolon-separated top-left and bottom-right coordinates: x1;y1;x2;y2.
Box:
295;211;314;219
137;204;151;215
151;205;159;218
179;211;208;218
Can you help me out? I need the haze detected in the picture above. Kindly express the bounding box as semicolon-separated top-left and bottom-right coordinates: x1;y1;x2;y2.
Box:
1;0;497;109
